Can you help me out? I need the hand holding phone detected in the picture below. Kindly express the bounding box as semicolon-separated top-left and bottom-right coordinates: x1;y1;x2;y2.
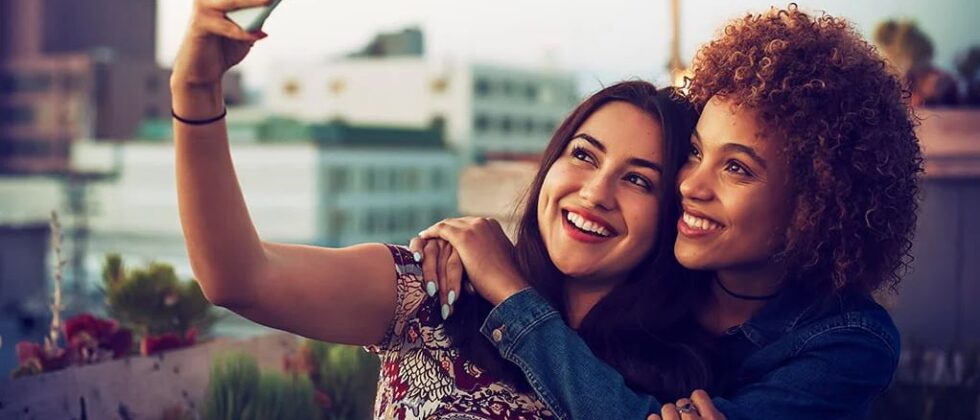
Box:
226;0;283;32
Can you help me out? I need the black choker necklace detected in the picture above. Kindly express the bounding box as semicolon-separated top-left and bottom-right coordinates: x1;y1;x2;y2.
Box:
715;277;780;301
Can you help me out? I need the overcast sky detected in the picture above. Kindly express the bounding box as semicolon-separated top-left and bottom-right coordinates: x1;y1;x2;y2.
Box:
157;0;980;91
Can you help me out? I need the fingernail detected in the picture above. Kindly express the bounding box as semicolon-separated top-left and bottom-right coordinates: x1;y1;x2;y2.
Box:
447;290;457;305
426;281;437;297
418;230;426;237
412;251;423;263
441;304;450;320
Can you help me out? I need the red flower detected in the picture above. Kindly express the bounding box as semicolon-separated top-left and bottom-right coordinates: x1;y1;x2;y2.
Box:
140;328;197;356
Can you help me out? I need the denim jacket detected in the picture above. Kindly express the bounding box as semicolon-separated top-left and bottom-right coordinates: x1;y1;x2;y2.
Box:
479;287;900;420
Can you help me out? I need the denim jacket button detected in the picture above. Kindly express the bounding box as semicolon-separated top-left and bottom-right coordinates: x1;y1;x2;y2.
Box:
492;326;506;343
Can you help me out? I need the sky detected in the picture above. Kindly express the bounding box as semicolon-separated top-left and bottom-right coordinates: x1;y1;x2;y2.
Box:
157;0;980;92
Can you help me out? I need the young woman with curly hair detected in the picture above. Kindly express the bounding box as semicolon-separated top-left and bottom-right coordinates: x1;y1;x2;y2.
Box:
417;4;922;419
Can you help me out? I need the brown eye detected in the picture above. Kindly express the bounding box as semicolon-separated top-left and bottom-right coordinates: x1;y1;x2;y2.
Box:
571;146;597;165
624;173;653;191
724;160;752;176
689;145;702;160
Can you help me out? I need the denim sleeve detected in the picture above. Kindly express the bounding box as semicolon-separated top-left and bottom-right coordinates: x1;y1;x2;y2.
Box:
479;288;662;420
712;327;899;420
482;289;899;420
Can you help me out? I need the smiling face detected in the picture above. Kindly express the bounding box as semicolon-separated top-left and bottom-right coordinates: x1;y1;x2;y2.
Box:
537;101;665;283
674;96;795;273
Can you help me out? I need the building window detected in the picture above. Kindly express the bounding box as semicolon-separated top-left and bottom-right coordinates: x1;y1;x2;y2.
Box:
365;169;377;191
523;118;534;135
474;114;490;133
329;78;346;95
0;138;53;157
474;78;491;97
431;77;449;94
501;80;514;97
283;79;301;97
0;73;53;94
543;120;558;134
430;169;444;189
328;208;347;233
525;84;538;102
328;167;348;192
0;106;36;124
500;116;513;133
406;169;420;190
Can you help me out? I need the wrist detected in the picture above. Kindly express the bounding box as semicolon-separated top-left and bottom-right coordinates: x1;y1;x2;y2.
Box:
488;278;530;306
171;80;224;120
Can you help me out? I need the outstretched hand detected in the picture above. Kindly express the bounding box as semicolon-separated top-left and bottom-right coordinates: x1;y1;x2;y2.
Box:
172;0;270;89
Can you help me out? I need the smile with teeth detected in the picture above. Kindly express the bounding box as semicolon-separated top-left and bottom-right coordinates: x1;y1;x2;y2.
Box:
682;212;724;231
565;211;613;237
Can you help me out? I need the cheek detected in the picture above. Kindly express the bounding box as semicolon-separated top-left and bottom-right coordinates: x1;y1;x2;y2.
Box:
623;197;661;247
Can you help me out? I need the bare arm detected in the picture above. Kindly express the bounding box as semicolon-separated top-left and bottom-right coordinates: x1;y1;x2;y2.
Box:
172;0;395;346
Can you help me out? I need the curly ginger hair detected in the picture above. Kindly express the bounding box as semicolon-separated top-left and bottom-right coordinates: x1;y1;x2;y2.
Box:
685;4;924;295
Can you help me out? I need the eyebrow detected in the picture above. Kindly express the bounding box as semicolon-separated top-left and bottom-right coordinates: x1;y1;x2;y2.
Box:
691;129;768;170
571;133;663;174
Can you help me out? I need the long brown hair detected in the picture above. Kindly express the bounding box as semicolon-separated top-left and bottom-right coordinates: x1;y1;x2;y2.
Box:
444;81;713;401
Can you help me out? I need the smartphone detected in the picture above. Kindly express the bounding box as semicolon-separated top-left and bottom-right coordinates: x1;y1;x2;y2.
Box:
226;0;283;32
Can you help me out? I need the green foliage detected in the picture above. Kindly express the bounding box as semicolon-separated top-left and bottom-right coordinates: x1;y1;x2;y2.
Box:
252;371;322;420
203;351;321;420
203;352;261;420
305;341;380;420
101;254;217;336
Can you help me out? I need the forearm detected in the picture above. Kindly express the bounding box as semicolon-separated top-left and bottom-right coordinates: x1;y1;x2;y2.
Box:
173;83;269;307
482;289;661;419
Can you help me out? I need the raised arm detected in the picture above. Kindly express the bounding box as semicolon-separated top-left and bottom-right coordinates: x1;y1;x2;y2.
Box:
172;0;396;346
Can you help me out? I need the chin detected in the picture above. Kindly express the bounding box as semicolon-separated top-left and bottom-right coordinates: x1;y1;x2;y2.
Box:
674;246;716;270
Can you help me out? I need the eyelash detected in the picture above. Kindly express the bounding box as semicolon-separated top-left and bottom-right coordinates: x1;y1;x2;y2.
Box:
570;146;653;191
688;145;754;177
724;161;752;176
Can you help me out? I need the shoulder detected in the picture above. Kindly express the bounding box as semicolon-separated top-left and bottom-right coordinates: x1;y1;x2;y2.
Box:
795;292;900;364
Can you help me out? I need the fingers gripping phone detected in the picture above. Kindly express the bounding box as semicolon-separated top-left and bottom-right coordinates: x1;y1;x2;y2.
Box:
226;0;283;32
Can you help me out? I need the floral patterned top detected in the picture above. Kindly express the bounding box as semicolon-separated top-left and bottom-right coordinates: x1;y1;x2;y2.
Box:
364;244;556;419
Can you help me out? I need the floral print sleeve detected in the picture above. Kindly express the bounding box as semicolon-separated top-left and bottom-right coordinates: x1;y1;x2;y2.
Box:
361;244;556;419
364;244;432;355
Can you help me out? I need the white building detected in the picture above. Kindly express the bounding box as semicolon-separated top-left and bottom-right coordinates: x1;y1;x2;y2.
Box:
263;57;579;161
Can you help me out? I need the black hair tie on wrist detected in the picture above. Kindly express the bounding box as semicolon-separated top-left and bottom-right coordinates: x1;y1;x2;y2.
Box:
172;107;227;125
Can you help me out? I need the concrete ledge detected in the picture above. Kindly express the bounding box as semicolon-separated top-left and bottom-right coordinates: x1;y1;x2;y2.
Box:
0;332;299;419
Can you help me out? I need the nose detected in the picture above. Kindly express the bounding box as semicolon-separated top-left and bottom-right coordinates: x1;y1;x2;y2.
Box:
678;161;714;202
579;170;617;210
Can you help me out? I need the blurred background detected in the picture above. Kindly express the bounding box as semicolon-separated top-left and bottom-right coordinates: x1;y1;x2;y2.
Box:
0;0;978;418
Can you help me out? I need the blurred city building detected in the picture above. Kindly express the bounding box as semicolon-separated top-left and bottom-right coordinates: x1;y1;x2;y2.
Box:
311;120;457;246
0;220;50;375
5;117;455;288
264;28;578;163
0;0;243;175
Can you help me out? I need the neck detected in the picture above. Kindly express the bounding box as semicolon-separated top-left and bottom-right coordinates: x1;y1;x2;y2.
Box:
563;278;619;329
701;265;783;334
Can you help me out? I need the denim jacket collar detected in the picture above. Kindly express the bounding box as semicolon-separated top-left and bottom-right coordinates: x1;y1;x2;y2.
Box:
734;286;822;348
